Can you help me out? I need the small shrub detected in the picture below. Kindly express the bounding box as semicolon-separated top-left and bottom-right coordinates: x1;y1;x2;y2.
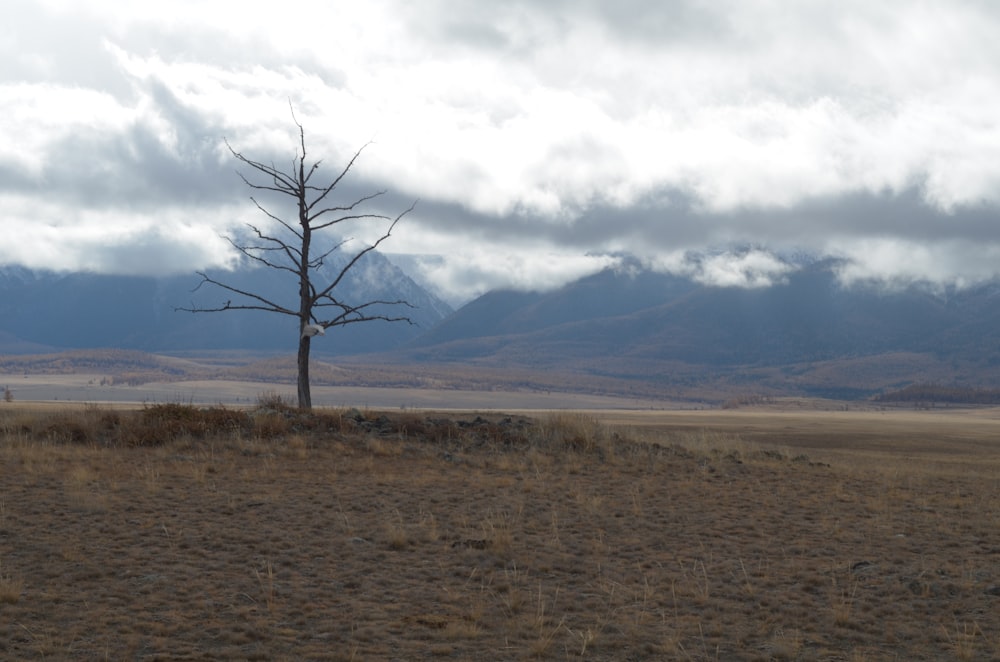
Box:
119;404;252;446
721;393;774;409
366;436;402;457
252;411;291;438
393;413;430;437
44;420;91;444
383;511;411;550
198;406;251;435
256;390;295;411
420;417;462;443
294;409;349;434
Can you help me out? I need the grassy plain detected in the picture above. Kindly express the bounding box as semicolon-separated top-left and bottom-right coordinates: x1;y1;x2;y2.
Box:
1;400;999;660
0;372;672;410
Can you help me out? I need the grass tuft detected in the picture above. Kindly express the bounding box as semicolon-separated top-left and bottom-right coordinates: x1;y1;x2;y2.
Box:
0;560;24;604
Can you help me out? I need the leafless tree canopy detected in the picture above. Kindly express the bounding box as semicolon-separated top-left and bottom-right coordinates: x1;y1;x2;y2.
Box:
178;111;416;408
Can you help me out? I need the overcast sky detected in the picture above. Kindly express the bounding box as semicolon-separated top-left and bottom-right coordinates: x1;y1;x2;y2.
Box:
3;0;1000;304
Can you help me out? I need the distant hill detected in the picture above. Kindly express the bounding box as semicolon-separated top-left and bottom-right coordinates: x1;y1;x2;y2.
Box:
382;259;1000;399
6;255;1000;402
0;253;452;355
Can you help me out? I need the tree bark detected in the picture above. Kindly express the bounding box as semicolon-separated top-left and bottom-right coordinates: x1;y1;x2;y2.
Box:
297;334;312;410
296;147;313;409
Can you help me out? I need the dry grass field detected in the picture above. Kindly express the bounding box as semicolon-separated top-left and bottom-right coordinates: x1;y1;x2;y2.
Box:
1;400;1000;660
0;372;671;410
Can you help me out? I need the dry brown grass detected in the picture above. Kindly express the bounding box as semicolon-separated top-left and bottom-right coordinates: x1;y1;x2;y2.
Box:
1;403;1000;660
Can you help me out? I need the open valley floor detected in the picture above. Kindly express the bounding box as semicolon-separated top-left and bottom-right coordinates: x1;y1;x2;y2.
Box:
1;401;999;660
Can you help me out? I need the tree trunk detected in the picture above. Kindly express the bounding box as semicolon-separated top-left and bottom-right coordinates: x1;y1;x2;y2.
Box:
297;334;312;409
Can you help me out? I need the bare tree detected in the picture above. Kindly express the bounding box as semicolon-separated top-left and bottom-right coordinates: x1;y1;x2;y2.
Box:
179;113;415;409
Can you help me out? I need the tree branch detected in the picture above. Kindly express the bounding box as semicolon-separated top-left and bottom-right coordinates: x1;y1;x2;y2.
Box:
309;238;352;271
312;202;416;302
225;138;299;192
239;223;303;266
305;142;372;214
314;297;416;328
175;272;297;316
307;189;386;226
310;212;392;232
249;198;304;241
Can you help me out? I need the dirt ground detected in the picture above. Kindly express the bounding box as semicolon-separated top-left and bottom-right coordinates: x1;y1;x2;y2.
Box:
2;404;1000;660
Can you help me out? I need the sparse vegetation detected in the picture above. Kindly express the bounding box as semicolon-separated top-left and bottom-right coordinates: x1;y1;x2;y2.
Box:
0;560;23;604
874;382;1000;405
1;403;999;659
720;393;774;409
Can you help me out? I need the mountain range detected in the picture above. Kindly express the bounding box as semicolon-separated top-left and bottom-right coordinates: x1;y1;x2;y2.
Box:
379;258;1000;398
3;255;1000;400
0;251;453;356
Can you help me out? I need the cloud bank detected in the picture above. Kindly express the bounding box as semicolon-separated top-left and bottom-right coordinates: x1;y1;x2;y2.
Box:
3;0;1000;303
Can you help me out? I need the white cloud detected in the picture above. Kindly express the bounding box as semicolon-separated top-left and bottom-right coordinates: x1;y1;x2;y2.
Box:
642;249;796;289
828;238;1000;291
3;0;1000;302
0;194;237;274
0;82;133;173
390;245;620;306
